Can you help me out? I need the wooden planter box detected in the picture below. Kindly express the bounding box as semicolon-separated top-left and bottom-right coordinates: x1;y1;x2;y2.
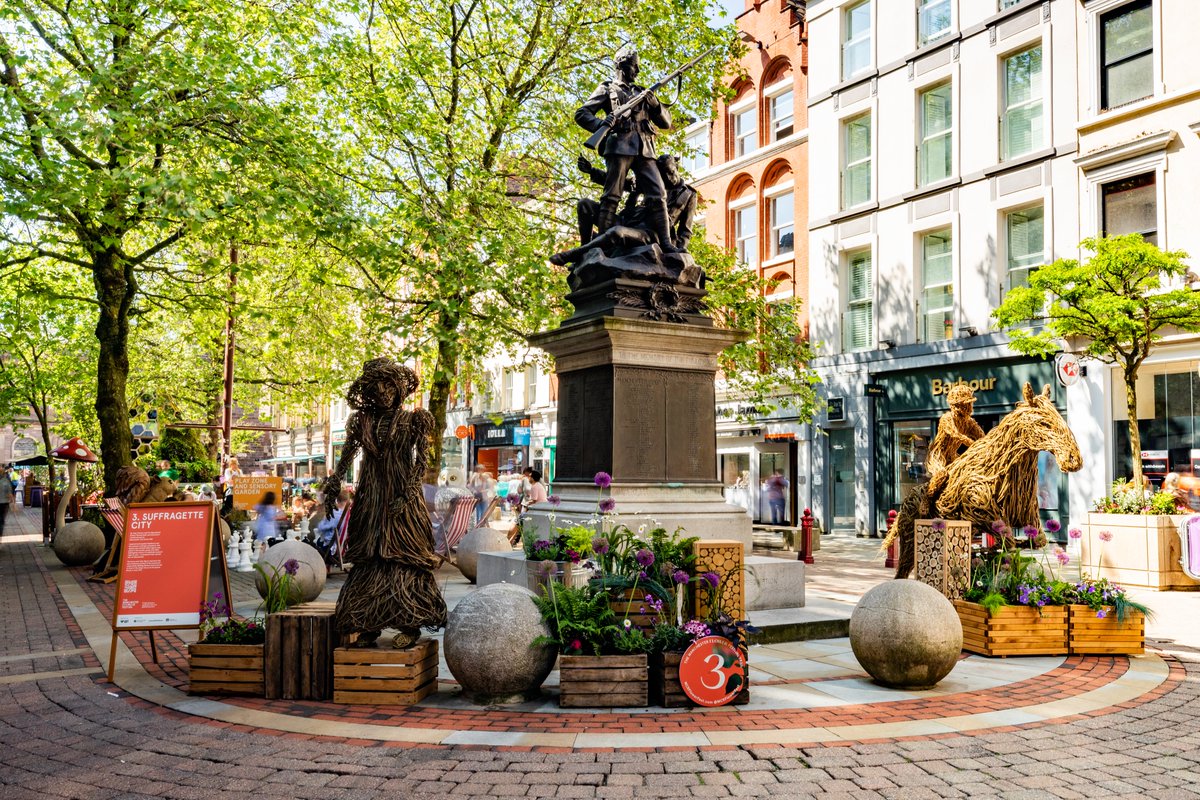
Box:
559;654;647;708
1068;605;1144;655
954;600;1067;657
264;602;337;700
333;639;439;705
650;651;749;708
1083;513;1200;590
188;643;264;696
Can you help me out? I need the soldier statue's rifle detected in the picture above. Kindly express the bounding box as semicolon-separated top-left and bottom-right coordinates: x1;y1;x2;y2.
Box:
584;44;723;151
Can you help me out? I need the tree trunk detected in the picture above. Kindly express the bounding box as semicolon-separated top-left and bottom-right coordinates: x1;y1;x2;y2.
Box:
33;401;56;504
92;249;135;494
1125;366;1143;493
425;308;460;474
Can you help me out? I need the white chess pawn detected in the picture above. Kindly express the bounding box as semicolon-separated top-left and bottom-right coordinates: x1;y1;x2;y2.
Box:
299;516;311;538
225;526;239;568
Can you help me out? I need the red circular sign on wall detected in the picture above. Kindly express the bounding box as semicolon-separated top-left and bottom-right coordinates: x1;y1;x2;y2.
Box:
678;635;747;707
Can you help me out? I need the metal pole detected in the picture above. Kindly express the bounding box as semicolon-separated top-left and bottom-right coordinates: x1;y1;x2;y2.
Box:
222;245;238;465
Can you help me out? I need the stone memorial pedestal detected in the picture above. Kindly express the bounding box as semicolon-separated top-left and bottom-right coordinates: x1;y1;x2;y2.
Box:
525;315;753;548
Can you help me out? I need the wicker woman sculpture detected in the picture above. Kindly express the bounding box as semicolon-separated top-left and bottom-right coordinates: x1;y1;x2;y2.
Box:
323;358;447;648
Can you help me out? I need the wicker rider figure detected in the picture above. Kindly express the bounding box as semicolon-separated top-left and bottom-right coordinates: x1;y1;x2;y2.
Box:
925;384;986;499
322;358;447;648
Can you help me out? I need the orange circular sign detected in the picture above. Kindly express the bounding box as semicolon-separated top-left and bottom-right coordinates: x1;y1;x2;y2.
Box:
455;425;470;439
678;635;747;707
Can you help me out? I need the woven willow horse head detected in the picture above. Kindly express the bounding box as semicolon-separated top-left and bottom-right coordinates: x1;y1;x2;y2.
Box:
886;382;1082;579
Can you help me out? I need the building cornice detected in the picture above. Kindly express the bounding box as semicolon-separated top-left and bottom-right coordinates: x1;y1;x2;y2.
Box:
691;129;809;187
1074;130;1177;172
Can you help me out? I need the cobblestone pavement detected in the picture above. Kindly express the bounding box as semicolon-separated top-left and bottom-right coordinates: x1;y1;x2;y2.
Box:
2;509;1199;799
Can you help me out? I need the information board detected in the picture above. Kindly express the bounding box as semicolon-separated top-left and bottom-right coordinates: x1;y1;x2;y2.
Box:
232;475;284;511
112;502;215;629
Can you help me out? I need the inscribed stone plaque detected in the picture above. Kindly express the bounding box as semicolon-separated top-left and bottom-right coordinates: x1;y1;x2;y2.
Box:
555;365;613;482
665;371;715;481
613;368;666;480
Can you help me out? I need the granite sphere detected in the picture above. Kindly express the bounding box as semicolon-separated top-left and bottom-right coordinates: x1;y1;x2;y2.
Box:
254;540;327;603
456;527;513;583
849;579;962;689
444;583;556;704
52;521;106;567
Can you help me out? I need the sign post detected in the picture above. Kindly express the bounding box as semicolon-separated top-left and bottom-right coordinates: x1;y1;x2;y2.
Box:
107;502;226;682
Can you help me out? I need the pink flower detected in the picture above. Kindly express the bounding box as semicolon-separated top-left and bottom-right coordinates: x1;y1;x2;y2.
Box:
1045;519;1061;534
570;638;582;651
1055;550;1070;566
1068;527;1083;540
1099;530;1113;543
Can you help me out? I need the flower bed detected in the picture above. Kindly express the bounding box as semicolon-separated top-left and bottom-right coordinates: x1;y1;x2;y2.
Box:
1067;605;1144;655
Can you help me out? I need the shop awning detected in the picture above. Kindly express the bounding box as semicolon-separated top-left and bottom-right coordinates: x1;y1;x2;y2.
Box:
260;454;326;464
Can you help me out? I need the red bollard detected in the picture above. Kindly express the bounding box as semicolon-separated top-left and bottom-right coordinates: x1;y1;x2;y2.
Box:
799;508;815;564
884;509;898;569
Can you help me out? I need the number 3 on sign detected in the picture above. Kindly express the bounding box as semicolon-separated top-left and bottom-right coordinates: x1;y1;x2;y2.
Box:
679;635;747;707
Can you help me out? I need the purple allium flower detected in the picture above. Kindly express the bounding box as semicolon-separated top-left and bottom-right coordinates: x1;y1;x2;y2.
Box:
593;471;612;489
702;571;721;589
1022;525;1039;539
1068;527;1083;540
591;536;610;555
1045;519;1062;534
548;494;561;507
672;569;689;585
1099;530;1114;542
1055;550;1071;566
538;559;557;576
1032;533;1048;549
599;498;616;513
931;519;946;532
635;548;655;567
638;570;648;580
283;559;300;576
991;519;1007;534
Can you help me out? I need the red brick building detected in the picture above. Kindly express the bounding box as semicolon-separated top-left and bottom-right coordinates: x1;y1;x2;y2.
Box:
691;0;809;333
690;0;811;527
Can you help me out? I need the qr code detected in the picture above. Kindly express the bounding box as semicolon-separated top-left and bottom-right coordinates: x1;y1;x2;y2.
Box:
123;580;137;593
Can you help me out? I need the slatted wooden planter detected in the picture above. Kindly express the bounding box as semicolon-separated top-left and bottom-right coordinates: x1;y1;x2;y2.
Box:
1068;605;1145;655
608;588;657;633
264;602;338;701
649;651;750;708
333;639;439;705
954;600;1067;657
559;654;648;708
187;643;264;696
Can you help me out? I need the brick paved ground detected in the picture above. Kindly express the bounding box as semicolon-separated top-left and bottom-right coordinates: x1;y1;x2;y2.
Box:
2;510;1199;798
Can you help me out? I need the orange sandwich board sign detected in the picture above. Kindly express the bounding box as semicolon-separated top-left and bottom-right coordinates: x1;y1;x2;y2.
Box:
107;501;227;681
232;475;284;512
678;635;748;707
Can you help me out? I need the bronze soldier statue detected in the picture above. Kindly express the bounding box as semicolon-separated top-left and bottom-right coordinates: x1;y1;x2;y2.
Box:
574;45;678;253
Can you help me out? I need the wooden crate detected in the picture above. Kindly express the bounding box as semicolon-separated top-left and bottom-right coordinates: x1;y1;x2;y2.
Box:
188;643;264;696
264;602;337;700
1068;605;1144;655
649;651;749;708
333;639;439;705
559;654;648;708
955;600;1067;657
914;519;972;600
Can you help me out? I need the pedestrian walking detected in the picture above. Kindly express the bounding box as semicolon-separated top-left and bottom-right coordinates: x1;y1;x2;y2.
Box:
766;469;789;526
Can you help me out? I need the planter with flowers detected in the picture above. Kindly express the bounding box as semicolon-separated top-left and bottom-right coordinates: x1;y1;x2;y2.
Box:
188;593;266;696
521;472;618;593
1067;577;1147;655
1085;481;1198;590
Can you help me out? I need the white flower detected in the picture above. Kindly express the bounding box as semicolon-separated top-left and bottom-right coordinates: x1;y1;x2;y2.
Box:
638;524;647;534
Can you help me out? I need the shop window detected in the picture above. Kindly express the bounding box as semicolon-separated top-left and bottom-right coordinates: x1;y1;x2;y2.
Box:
918;82;952;186
769;191;795;257
1002;45;1043;161
1101;1;1153;110
734;203;758;269
845;248;873;352
842;112;872;209
843;1;872;80
721;452;751;512
1006;204;1044;290
918;0;951;47
920;228;954;342
1102;172;1156;245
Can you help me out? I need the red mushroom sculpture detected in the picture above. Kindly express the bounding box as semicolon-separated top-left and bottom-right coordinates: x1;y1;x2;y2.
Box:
51;438;99;530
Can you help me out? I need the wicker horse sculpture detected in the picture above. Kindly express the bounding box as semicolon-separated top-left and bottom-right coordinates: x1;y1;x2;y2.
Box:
884;383;1082;579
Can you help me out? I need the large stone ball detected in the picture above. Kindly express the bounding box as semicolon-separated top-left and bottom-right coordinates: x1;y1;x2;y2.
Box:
254;540;327;603
850;579;962;690
444;583;556;704
53;521;106;567
456;527;512;583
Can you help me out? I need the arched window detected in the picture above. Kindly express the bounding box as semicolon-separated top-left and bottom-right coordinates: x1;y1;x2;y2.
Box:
763;162;795;259
762;59;794;143
728;81;758;159
728;177;758;269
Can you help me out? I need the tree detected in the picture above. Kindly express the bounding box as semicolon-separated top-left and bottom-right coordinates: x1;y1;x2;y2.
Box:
320;0;732;468
992;234;1200;491
0;0;335;491
0;268;99;492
